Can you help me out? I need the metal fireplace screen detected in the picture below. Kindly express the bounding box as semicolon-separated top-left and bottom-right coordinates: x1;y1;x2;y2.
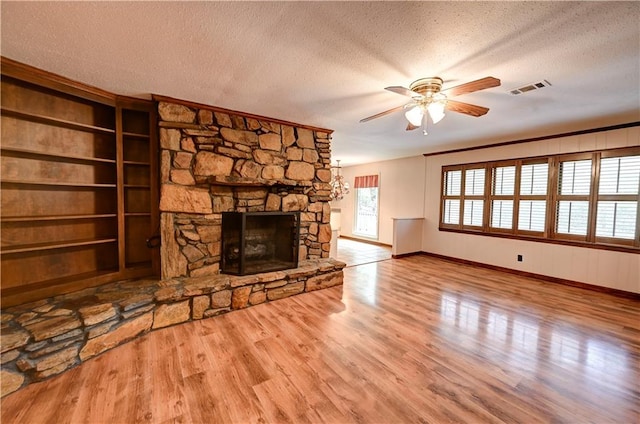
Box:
221;211;300;275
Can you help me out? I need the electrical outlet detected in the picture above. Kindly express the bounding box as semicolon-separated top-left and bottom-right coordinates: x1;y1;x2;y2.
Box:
517;254;523;262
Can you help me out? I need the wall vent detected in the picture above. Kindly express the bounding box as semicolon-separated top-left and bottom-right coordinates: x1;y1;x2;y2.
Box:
509;80;552;95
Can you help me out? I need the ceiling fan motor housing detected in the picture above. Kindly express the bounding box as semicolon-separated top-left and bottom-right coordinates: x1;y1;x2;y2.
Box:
409;77;443;96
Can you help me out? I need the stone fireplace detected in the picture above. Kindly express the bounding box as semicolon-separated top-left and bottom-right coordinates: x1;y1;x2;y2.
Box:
0;96;346;398
221;211;300;275
156;96;334;279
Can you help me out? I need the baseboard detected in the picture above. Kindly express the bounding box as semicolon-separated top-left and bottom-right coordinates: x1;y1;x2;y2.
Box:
391;252;422;259
339;235;391;248
416;251;640;300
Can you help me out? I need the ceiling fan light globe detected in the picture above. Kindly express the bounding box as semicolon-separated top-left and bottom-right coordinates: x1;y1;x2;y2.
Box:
427;99;446;124
405;106;424;127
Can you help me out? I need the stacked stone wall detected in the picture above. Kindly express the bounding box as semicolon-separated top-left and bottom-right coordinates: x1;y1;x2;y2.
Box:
157;102;333;279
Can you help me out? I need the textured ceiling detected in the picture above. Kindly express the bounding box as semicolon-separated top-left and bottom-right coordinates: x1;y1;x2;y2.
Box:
1;1;639;165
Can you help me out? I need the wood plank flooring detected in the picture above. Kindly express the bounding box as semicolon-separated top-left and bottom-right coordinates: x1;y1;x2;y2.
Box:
335;237;391;266
2;254;639;423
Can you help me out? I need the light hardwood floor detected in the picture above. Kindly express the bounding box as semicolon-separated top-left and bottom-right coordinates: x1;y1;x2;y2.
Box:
335;237;391;266
2;254;639;423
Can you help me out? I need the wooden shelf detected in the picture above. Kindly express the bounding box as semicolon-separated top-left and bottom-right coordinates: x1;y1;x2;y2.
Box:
1;214;117;223
123;160;150;166
1;65;159;306
123;131;150;140
1;179;117;188
1;237;117;255
1;147;116;165
1;107;116;135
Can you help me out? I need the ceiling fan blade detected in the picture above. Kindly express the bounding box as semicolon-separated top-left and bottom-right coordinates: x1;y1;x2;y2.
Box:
442;77;501;97
445;99;490;117
385;86;422;98
359;104;407;123
406;122;420;131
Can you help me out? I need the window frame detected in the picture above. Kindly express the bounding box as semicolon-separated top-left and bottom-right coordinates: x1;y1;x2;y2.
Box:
439;146;640;253
550;152;595;242
593;150;640;247
440;166;463;230
353;174;380;240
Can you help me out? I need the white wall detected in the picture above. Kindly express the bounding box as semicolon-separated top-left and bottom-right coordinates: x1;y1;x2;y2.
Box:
422;126;640;294
334;155;426;245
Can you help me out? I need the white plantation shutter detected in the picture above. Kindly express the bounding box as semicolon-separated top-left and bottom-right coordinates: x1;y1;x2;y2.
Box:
491;200;513;229
493;166;515;195
463;199;483;226
445;170;461;195
465;168;485;195
556;201;589;235
491;165;515;229
596;201;637;239
559;160;591;195
556;159;592;236
443;199;460;225
595;155;640;240
520;163;548;195
599;156;640;195
442;169;462;225
463;168;485;227
518;200;546;232
518;163;548;232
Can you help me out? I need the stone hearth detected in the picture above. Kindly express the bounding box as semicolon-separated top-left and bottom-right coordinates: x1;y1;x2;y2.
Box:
1;258;345;397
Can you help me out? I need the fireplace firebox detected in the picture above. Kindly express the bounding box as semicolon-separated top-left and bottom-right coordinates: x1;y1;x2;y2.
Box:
221;211;300;275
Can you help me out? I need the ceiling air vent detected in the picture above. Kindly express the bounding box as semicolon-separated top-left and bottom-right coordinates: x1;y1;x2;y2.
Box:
509;80;552;95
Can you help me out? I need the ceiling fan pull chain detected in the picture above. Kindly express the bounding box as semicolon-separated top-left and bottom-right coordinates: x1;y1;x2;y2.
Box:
422;113;428;136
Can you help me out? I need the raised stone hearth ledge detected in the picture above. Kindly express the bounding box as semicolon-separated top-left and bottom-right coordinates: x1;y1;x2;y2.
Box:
0;259;345;398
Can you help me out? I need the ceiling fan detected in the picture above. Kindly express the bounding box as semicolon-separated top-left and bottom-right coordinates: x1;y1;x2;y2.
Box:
360;76;501;135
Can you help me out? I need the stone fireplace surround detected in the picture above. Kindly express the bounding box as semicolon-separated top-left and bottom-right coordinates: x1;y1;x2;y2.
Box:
0;97;345;397
156;96;335;278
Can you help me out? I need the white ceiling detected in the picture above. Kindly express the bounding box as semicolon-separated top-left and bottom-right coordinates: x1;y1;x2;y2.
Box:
2;1;639;166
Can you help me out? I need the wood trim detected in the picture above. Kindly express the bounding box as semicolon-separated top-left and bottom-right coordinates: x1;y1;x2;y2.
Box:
152;94;334;134
423;121;640;158
391;252;421;259
417;251;640;300
438;226;639;254
116;105;126;272
1;56;116;105
338;235;391;248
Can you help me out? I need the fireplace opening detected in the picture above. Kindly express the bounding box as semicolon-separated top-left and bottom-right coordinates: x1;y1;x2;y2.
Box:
221;211;300;275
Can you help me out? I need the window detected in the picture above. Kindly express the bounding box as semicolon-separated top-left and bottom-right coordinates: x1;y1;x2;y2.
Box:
518;162;548;233
555;157;592;238
463;168;485;227
595;154;640;242
354;174;379;239
439;147;640;251
442;169;461;225
442;167;485;229
491;165;515;230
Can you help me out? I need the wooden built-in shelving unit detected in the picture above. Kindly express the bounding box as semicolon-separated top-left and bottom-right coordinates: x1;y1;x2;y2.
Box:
1;57;159;306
